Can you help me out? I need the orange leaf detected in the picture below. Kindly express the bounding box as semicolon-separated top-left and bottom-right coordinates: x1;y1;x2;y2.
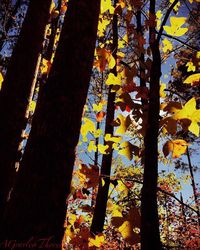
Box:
96;111;106;122
163;139;189;158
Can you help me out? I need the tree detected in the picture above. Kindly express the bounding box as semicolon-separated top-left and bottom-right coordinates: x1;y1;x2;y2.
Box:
90;0;118;235
1;0;100;244
0;0;52;222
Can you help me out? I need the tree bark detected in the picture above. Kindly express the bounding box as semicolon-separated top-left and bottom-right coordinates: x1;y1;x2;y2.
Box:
140;0;162;249
1;0;100;244
0;0;51;222
90;0;118;235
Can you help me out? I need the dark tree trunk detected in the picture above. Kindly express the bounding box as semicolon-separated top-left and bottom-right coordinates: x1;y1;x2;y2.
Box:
90;0;118;235
1;0;100;244
140;0;162;249
0;0;51;222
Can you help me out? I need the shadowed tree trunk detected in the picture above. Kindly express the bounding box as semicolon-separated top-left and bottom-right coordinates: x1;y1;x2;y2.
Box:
0;0;51;222
90;0;118;235
1;0;100;244
140;0;162;249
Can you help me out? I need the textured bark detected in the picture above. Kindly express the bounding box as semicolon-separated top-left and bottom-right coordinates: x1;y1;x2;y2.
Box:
140;0;162;249
1;0;100;244
0;0;51;222
90;0;118;235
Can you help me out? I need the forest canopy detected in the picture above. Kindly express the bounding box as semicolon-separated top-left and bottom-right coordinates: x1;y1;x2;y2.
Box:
0;0;199;249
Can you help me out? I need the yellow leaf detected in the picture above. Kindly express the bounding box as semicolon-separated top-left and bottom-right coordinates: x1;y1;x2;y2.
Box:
101;0;114;14
115;114;131;135
28;100;36;113
98;144;109;154
80;118;96;141
183;73;200;85
93;100;106;112
186;61;196;72
156;10;163;29
41;58;51;74
118;141;133;160
163;139;189;158
94;129;102;138
170;0;180;12
0;72;4;90
94;48;116;72
88;234;104;247
163;17;188;37
162;38;173;53
67;214;77;225
88;141;97;153
160;83;166;98
98;17;110;37
112;207;140;245
104;133;122;143
106;73;121;86
173;98;200;136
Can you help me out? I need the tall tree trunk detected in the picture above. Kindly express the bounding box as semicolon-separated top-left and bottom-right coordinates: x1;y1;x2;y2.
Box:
90;0;118;235
0;0;51;222
1;0;100;244
140;0;162;249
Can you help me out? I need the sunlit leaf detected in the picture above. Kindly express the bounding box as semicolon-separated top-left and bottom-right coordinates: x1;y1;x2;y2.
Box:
162;38;173;53
0;72;4;90
183;73;200;85
80;118;96;141
173;97;200;136
88;234;104;247
106;73;121;86
96;111;106;122
163;139;189;158
88;140;97;153
98;144;109;154
112;207;140;245
114;114;131;135
186;61;196;72
163;17;188;37
28;100;36;113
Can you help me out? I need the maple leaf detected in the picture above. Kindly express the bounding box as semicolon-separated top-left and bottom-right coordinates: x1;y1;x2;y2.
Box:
163;17;188;37
98;144;109;154
41;58;51;74
117;141;139;161
92;100;107;112
88;140;97;153
101;0;115;14
160;83;166;98
80;118;96;141
186;61;196;72
172;97;200;136
28;100;36;113
94;48;115;72
114;114;131;135
111;207;140;245
96;111;106;122
163;139;189;158
162;38;173;53
88;234;104;248
183;73;200;86
98;17;110;37
106;73;121;86
0;72;4;90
